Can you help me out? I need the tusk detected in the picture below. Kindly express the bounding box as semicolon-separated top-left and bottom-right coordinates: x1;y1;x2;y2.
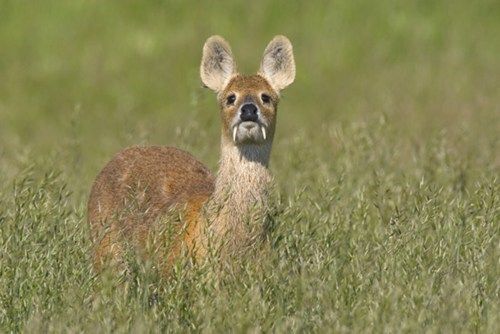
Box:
233;127;237;142
261;127;266;140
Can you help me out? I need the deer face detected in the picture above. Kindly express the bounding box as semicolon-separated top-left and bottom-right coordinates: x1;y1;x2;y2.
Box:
201;35;295;146
219;74;277;145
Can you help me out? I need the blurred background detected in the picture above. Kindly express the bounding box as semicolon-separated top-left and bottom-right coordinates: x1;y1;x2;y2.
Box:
0;0;498;197
1;2;499;331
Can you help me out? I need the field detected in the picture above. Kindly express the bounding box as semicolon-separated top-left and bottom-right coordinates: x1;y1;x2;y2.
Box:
0;0;499;332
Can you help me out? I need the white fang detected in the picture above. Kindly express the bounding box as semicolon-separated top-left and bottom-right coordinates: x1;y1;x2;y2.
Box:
261;127;266;140
233;127;238;142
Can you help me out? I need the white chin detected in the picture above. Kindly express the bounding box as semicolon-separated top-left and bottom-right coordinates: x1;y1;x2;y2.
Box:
233;123;266;144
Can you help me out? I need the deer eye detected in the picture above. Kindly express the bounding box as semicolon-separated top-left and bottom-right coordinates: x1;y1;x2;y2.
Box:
261;93;271;104
226;94;236;105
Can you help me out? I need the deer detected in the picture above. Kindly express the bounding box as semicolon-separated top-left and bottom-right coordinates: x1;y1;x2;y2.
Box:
87;35;295;276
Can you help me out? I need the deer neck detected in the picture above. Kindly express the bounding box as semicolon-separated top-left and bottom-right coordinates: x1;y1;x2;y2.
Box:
207;135;273;247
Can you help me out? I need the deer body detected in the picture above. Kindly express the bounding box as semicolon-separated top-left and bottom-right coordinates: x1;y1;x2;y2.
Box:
87;36;295;274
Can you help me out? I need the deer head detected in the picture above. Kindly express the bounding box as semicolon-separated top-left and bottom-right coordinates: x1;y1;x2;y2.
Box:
200;35;295;148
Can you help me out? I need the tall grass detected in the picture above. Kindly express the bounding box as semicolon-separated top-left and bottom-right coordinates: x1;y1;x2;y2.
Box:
0;0;499;332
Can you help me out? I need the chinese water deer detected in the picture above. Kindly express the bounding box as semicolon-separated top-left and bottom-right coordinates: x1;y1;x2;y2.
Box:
87;35;295;275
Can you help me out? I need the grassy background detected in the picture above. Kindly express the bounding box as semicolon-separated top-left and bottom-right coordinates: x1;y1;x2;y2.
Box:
0;0;499;332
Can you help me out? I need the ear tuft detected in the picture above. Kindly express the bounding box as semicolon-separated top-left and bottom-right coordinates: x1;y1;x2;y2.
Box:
259;35;295;92
200;36;236;92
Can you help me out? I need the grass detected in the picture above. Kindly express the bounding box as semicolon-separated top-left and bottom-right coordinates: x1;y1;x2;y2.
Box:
0;0;499;332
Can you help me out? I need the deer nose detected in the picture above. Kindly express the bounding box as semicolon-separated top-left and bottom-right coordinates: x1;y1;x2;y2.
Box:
240;103;258;122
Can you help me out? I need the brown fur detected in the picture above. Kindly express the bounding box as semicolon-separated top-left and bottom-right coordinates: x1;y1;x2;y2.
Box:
87;35;295;274
87;146;214;273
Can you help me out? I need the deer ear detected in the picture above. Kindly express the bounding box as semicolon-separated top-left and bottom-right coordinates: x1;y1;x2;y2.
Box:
259;35;295;92
200;36;236;92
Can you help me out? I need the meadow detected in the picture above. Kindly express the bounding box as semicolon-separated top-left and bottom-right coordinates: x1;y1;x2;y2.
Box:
0;0;499;332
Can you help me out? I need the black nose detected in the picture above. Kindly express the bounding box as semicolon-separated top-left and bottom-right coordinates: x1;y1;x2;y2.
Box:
240;103;258;122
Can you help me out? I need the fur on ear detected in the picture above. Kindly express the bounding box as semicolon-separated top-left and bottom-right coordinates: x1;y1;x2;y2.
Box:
259;35;295;92
200;36;236;92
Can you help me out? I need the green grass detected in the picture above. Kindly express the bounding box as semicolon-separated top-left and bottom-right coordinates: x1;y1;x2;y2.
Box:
0;0;499;332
